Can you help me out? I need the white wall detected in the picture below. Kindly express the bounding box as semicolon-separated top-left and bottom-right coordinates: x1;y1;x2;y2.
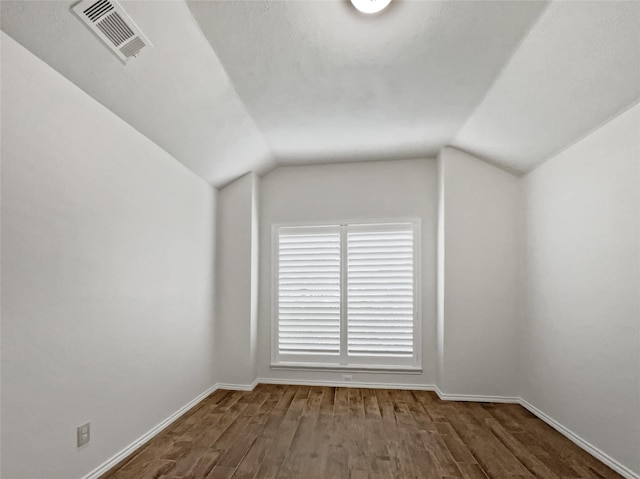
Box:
521;104;640;475
258;159;438;386
1;34;217;479
437;147;521;397
215;172;259;385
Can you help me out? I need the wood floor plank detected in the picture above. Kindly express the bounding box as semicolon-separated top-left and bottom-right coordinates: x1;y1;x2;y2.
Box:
360;388;394;479
216;393;271;469
205;466;235;479
444;403;533;478
511;431;582;478
324;444;349;479
436;422;478;464
458;463;490;479
413;390;449;422
483;417;561;479
482;403;525;433
406;391;438;432
183;449;223;479
346;388;368;474
232;436;271;479
169;399;251;477
301;386;334;478
253;386;310;479
419;429;463;477
520;417;616;478
276;386;323;478
374;388;399;441
101;385;625;479
407;440;440;479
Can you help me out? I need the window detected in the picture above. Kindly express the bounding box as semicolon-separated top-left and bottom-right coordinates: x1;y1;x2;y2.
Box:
273;221;420;371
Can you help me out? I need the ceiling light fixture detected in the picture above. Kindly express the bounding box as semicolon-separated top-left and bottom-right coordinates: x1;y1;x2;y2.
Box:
350;0;392;14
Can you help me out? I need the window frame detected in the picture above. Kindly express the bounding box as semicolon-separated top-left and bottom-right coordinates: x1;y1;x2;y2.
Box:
270;218;422;373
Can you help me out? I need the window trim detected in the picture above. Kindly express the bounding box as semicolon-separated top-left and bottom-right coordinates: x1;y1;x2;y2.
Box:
270;218;422;372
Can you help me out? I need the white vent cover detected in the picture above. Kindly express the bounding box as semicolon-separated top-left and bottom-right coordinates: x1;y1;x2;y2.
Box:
72;0;151;63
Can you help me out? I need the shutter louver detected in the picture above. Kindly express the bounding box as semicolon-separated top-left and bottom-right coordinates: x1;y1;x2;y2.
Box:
347;225;414;357
278;227;341;355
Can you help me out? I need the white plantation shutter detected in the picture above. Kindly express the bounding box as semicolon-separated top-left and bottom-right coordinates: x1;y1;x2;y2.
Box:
277;226;341;355
347;224;415;357
275;221;418;367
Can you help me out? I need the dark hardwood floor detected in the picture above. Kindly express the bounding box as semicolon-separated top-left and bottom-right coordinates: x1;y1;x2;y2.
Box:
102;384;623;479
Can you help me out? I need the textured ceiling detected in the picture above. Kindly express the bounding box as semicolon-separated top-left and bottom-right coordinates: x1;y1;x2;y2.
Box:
453;1;640;172
0;0;273;187
187;0;548;165
1;0;639;186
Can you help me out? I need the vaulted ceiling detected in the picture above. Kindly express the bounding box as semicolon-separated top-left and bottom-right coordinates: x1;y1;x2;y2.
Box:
2;0;639;186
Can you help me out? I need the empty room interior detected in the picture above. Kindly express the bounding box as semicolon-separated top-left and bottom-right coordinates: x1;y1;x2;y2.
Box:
1;0;639;478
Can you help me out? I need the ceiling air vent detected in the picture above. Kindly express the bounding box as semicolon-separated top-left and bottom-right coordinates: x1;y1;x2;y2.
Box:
72;0;152;63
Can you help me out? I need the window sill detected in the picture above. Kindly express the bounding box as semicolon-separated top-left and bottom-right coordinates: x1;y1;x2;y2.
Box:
270;362;423;374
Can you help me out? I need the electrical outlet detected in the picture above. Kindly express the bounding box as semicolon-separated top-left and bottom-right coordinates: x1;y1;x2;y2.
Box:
77;422;90;447
342;374;353;382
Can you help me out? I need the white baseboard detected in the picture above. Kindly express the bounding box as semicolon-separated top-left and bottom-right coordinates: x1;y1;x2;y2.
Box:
258;378;522;403
79;380;638;479
258;377;436;391
520;399;639;479
434;386;520;404
216;378;260;391
258;378;517;403
80;384;219;479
